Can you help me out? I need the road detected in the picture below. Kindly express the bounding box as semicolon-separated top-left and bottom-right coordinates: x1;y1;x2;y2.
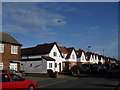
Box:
25;72;120;89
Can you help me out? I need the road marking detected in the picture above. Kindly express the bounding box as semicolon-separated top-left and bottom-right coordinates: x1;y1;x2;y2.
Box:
39;78;78;88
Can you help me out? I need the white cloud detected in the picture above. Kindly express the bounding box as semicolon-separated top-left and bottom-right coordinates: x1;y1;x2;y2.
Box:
3;3;66;33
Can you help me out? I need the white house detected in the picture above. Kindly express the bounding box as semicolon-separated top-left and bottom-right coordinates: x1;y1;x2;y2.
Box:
85;52;94;64
76;49;87;64
93;53;99;64
21;42;63;73
98;55;105;64
59;47;77;70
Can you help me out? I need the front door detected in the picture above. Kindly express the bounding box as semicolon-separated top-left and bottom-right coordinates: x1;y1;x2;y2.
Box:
59;63;61;72
10;63;17;71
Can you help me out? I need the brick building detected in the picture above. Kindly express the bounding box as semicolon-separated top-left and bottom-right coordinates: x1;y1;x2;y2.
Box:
0;32;22;71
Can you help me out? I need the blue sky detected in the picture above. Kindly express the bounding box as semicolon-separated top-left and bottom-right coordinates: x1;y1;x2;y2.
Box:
2;2;118;59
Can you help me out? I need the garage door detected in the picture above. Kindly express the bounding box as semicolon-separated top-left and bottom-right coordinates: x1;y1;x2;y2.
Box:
10;63;17;71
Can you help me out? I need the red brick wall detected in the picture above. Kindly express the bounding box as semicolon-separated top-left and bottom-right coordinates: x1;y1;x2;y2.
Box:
0;43;21;70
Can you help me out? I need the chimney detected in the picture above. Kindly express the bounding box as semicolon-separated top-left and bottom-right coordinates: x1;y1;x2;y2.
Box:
54;42;58;45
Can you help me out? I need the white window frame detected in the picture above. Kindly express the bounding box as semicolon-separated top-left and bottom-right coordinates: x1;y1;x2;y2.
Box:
0;62;3;70
0;44;4;53
49;63;52;68
11;46;18;54
10;63;17;71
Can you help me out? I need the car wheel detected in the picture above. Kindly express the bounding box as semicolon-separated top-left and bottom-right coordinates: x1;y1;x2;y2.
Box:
28;85;34;90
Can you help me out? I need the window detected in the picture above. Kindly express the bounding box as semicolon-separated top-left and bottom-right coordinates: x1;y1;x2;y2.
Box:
0;44;4;53
11;46;18;54
82;57;84;60
49;63;52;68
72;55;75;59
0;62;3;70
53;52;57;56
0;74;10;82
9;74;24;82
55;63;57;68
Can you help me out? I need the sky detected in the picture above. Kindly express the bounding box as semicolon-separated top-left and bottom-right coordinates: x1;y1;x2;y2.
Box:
2;2;118;59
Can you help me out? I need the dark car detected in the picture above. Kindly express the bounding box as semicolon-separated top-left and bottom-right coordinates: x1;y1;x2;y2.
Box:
91;65;107;74
82;64;92;74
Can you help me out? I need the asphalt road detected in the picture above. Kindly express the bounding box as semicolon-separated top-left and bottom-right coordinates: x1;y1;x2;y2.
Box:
25;72;120;89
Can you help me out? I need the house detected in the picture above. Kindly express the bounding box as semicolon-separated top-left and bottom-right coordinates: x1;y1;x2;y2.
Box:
75;49;87;64
20;56;55;74
59;46;77;70
58;46;68;69
85;52;94;64
21;42;63;73
0;32;22;71
98;55;105;64
94;53;99;64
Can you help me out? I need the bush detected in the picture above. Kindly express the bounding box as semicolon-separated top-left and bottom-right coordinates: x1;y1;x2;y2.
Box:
47;69;58;78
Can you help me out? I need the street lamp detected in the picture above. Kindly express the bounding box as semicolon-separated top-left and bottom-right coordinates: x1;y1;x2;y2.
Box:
102;49;104;56
88;46;91;52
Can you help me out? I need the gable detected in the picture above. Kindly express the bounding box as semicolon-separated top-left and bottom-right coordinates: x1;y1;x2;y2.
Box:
49;44;63;58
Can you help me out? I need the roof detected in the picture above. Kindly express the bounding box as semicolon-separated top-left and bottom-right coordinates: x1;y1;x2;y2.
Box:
21;42;63;58
76;49;85;58
0;32;22;46
58;46;68;54
85;52;93;60
22;42;55;55
42;56;55;61
66;47;75;59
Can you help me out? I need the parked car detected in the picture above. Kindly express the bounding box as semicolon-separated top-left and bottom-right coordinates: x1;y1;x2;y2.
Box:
0;70;22;76
82;65;91;73
91;65;107;74
0;73;38;90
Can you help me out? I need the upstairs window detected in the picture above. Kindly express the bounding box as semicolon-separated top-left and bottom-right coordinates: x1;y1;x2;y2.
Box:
72;55;75;59
53;52;57;56
11;46;18;54
0;44;4;53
